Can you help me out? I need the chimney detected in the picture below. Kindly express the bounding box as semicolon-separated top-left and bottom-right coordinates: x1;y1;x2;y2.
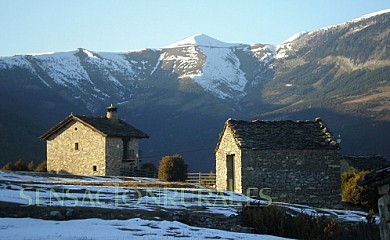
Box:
106;104;118;123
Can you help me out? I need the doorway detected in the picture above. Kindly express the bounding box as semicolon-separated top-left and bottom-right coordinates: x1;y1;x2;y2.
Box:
226;154;235;191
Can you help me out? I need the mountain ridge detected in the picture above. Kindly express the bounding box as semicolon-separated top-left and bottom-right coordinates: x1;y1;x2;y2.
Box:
164;33;241;48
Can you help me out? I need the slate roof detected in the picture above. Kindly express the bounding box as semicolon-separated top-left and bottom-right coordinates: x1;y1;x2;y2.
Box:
40;114;149;140
343;154;389;171
359;164;390;186
216;118;339;151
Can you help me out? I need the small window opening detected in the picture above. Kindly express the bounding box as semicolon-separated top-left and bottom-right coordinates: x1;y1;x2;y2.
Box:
93;165;97;172
74;127;77;131
75;142;79;150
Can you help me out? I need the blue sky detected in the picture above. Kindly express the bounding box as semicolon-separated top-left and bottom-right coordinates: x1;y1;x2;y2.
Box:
1;0;389;56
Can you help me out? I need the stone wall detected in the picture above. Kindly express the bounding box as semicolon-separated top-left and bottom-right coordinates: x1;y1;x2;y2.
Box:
105;138;139;176
216;125;341;207
46;120;141;176
241;149;341;207
46;121;106;176
377;184;390;240
215;127;242;192
105;137;123;176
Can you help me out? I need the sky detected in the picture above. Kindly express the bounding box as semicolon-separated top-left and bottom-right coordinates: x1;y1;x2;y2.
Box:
0;0;390;57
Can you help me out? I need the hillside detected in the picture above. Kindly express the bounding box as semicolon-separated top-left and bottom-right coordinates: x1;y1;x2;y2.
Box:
0;10;389;170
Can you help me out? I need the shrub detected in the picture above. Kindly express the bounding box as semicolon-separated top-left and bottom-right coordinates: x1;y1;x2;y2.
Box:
141;162;157;172
2;162;15;171
35;161;47;172
240;205;379;239
341;170;378;210
2;160;46;172
241;205;287;235
157;154;188;182
27;161;35;171
241;205;339;239
14;159;28;171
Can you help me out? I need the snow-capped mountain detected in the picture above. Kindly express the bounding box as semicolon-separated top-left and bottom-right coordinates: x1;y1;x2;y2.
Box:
162;34;251;99
0;33;270;105
1;10;390;170
164;33;240;48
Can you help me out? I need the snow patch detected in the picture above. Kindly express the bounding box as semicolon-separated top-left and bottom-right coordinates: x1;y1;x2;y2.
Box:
95;52;136;77
281;32;307;44
82;49;99;59
311;9;390;34
162;36;248;99
353;9;390;22
275;45;291;59
0;170;378;229
192;45;247;99
250;44;276;64
0;56;51;87
0;55;32;69
28;51;60;56
0;218;289;240
150;52;165;75
275;32;304;59
164;33;239;48
32;50;93;87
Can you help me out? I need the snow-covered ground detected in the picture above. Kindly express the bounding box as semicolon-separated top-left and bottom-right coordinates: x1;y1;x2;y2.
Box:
0;171;247;216
0;217;288;240
0;170;375;239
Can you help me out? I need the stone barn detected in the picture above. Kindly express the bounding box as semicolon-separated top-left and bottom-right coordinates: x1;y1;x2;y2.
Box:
360;165;390;240
40;104;149;176
215;118;341;207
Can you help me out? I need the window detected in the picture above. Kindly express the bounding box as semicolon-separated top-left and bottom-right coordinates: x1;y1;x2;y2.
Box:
93;165;97;172
75;142;79;150
123;139;129;160
128;150;136;159
122;139;140;162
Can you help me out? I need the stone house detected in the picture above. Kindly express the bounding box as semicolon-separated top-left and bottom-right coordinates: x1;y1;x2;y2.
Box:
215;118;341;207
359;165;390;240
40;104;149;176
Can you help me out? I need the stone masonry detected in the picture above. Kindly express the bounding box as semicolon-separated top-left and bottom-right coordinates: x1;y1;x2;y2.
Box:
241;149;340;206
41;105;148;176
215;118;342;207
105;137;139;176
46;121;106;176
215;125;243;192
